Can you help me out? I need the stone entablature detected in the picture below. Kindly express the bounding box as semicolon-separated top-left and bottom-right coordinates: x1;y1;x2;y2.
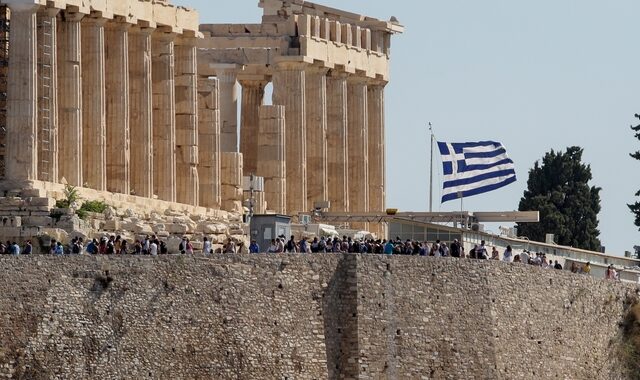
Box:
4;0;199;34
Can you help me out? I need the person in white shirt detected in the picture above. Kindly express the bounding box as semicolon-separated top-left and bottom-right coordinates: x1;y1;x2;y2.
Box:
203;237;212;255
149;241;158;256
502;245;513;262
520;250;530;265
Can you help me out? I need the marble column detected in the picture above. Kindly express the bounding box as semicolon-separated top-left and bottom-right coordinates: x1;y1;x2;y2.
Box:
152;32;176;202
81;16;107;191
347;76;369;229
258;105;286;214
36;8;59;183
174;38;199;206
239;79;267;175
272;61;307;215
214;64;239;152
198;77;221;209
5;2;38;183
305;66;328;208
326;71;349;213
57;11;83;187
105;21;130;195
129;26;154;198
368;81;386;237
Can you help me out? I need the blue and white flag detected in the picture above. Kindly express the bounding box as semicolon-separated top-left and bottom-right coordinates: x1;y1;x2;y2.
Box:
437;141;516;203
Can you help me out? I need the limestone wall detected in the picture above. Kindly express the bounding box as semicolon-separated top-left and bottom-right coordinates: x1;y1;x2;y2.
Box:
0;255;635;379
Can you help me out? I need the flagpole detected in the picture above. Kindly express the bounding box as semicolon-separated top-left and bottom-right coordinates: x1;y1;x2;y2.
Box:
429;122;434;212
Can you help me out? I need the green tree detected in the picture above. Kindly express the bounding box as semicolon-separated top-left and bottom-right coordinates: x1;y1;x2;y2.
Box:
516;146;601;251
629;114;640;229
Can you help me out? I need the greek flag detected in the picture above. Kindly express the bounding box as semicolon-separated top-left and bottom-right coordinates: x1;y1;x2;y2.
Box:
437;141;516;203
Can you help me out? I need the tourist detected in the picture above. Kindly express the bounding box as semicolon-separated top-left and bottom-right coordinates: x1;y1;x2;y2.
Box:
142;235;150;255
224;238;236;253
203;237;212;255
299;237;310;254
185;239;194;254
133;240;142;254
249;240;260;253
582;262;591;275
491;246;499;260
55;241;64;255
267;239;278;253
179;236;188;254
606;265;615;280
119;240;128;255
159;241;168;254
502;245;513;262
477;240;488;259
285;235;297;253
570;261;579;273
10;241;20;255
86;239;98;254
23;240;32;255
554;260;563;270
520;250;530;265
450;239;461;258
276;238;285;253
513;254;521;263
149;239;158;256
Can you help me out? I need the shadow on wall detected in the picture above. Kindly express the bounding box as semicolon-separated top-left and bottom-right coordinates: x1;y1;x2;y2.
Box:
323;254;358;378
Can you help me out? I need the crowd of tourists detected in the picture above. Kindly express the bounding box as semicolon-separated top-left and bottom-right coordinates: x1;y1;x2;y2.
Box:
0;235;622;280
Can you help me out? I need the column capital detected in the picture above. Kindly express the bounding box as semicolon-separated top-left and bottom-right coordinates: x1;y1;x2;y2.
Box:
273;60;308;72
39;7;60;18
61;10;84;22
153;30;176;42
346;75;370;85
174;35;198;47
82;15;108;26
238;77;269;88
129;25;155;36
305;65;330;75
327;69;350;80
367;77;388;87
4;1;39;13
105;17;131;31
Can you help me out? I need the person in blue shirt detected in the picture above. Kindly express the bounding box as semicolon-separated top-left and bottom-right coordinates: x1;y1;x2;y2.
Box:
249;240;260;253
55;242;64;255
384;240;394;255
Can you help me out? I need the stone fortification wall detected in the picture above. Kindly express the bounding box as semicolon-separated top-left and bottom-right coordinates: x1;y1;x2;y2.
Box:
0;255;635;379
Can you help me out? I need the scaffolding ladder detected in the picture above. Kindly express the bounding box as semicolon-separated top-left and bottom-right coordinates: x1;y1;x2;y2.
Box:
37;14;53;182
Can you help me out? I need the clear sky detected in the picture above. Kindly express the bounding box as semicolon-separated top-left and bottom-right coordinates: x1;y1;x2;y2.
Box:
174;0;640;255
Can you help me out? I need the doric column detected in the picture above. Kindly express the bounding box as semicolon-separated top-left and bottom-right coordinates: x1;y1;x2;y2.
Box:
305;66;328;208
174;37;199;206
105;20;130;195
5;2;39;184
258;105;286;214
368;81;386;213
129;26;154;198
36;8;59;183
347;76;369;228
57;11;83;187
239;78;267;175
81;16;107;191
272;61;307;215
368;80;386;237
326;71;349;212
198;77;221;209
152;32;176;202
214;64;239;152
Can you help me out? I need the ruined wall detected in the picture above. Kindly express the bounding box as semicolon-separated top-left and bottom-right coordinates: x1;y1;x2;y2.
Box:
0;255;635;379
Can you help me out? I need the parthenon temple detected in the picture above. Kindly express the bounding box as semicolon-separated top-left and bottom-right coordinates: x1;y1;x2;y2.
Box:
0;0;403;234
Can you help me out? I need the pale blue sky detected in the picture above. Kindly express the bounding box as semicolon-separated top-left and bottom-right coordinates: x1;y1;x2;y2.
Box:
176;0;640;255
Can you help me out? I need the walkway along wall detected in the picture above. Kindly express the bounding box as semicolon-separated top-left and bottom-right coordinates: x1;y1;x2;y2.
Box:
0;255;635;379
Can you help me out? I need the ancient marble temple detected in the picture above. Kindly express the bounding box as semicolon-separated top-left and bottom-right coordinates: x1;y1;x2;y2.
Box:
0;0;403;232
